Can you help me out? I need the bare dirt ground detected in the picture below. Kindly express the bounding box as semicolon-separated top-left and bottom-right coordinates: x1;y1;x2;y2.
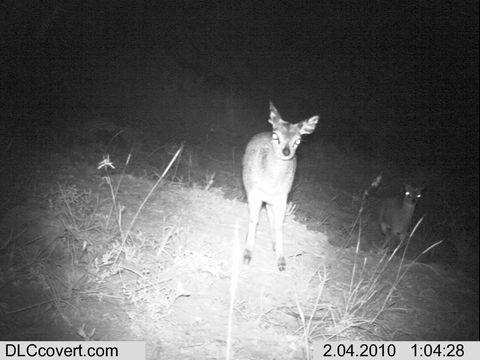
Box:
0;142;478;359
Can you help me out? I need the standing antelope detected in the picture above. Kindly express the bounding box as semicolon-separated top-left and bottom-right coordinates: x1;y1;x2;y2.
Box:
379;184;424;250
242;102;319;271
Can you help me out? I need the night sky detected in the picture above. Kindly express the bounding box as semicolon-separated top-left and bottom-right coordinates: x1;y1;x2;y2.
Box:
1;1;478;181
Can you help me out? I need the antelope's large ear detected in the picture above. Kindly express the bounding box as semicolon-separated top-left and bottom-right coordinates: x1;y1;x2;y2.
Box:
403;184;413;193
268;101;282;125
298;115;319;135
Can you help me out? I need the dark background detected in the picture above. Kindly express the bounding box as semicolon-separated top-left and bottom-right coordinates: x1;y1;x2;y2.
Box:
1;0;478;213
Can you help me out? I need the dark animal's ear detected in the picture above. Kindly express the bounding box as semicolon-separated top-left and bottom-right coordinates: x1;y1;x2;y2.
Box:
403;184;412;193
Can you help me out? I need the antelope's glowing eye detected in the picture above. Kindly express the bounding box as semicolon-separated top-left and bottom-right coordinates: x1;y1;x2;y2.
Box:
272;133;279;143
405;192;410;196
294;138;301;146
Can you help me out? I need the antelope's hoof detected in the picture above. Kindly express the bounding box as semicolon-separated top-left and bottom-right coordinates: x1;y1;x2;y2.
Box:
277;256;286;271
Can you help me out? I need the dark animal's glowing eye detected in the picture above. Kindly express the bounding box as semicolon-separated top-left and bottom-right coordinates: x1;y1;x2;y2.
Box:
405;192;410;196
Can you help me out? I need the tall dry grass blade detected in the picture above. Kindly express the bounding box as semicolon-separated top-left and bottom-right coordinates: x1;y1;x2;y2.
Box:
374;216;443;321
114;144;184;264
226;221;241;360
109;153;131;227
294;269;327;360
294;289;310;360
306;270;326;337
347;175;382;297
395;216;424;279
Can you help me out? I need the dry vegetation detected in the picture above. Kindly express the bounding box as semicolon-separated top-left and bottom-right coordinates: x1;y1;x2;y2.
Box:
0;112;478;359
